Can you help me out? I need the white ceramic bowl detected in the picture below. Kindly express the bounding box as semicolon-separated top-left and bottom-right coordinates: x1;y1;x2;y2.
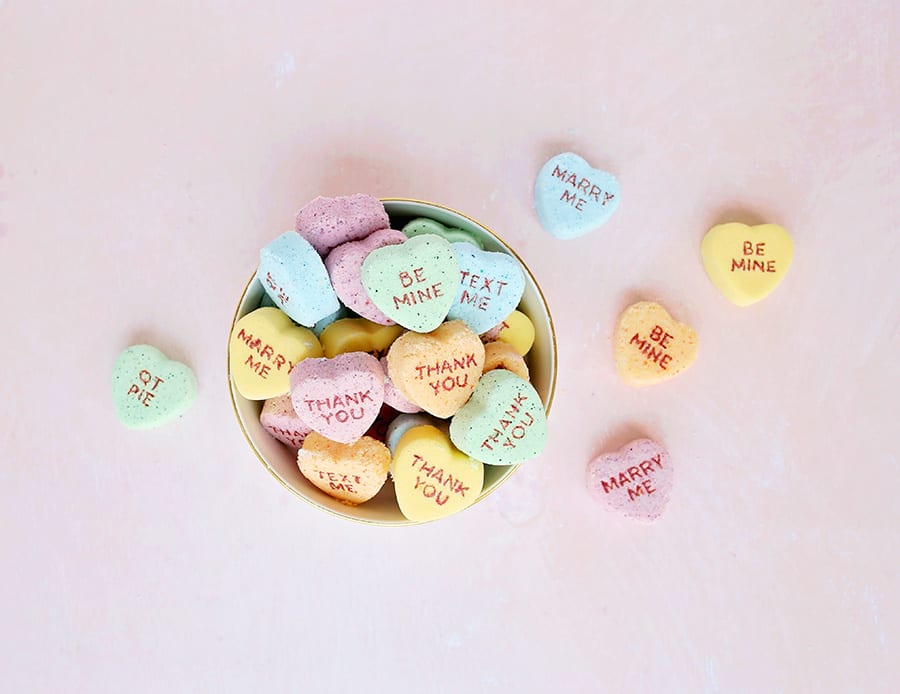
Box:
228;198;557;525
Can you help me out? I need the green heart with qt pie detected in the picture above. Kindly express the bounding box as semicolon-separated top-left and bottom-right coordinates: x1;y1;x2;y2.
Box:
360;234;459;332
111;344;197;429
449;370;548;465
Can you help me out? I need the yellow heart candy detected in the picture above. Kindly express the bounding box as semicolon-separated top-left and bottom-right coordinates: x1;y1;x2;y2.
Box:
296;432;391;506
229;307;323;400
613;301;698;386
392;425;484;522
495;310;535;356
319;317;404;359
701;223;794;306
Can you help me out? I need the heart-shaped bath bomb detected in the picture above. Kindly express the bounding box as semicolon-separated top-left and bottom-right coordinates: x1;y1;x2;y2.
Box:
319;318;404;359
449;370;547;465
586;438;673;521
258;231;340;327
230;307;323;400
393;425;484;522
290;351;384;444
613;301;698;386
386;320;485;418
111;345;197;429
445;242;525;334
380;357;421;414
534;152;620;239
296;432;391;505
360;234;458;332
295;194;390;255
260;394;313;449
701;222;794;306
402;217;485;249
325;228;407;324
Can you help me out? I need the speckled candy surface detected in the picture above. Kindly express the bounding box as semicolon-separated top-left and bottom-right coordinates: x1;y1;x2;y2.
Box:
449;369;547;466
258;231;340;327
229;307;323;400
296;432;391;506
586;438;673;521
386;320;485;418
290;351;384;444
295;193;390;255
325;228;407;324
259;394;313;449
446;242;525;334
360;233;459;332
111;345;197;429
402;217;485;249
613;301;698;386
392;425;484;522
534;152;620;239
701;222;794;306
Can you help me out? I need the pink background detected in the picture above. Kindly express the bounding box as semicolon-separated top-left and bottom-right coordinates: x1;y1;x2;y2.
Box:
1;1;897;691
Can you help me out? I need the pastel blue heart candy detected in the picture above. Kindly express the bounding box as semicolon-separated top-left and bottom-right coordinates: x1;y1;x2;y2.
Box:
402;218;485;249
258;231;340;327
534;152;620;239
446;242;525;334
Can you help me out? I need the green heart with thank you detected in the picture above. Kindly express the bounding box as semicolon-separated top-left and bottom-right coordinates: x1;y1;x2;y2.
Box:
449;370;548;465
112;345;197;429
360;234;459;332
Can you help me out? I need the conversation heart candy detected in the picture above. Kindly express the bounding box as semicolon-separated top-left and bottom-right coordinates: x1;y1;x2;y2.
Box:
385;413;442;455
701;222;794;306
360;234;458;332
483;310;535;356
586;438;673;521
482;340;529;381
295;194;390;255
380;356;422;413
230;307;323;400
386;320;485;418
290;352;384;444
296;432;391;505
449;370;547;466
325;228;407;324
260;394;313;449
446;242;525;334
259;231;340;327
534;152;620;239
319;317;404;359
402;217;485;249
111;345;197;429
613;301;698;386
392;425;484;522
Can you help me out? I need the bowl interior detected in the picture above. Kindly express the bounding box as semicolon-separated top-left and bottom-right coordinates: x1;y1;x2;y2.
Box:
228;199;557;525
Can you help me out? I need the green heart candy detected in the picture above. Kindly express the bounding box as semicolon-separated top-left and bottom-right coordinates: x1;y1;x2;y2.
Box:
360;234;459;332
111;345;197;429
449;370;547;465
402;218;485;249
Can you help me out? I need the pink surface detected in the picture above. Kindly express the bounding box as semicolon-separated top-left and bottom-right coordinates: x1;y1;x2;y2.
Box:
0;1;897;691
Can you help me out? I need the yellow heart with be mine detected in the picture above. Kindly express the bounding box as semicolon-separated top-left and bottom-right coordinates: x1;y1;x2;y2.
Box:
701;223;794;306
613;302;698;386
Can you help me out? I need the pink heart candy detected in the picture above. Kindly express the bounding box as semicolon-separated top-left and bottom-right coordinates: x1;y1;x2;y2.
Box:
260;394;313;449
295;194;390;255
325;229;407;325
290;352;385;444
586;438;673;521
379;356;421;414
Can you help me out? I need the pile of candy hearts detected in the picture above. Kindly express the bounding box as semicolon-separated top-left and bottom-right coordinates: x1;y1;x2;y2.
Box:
229;194;549;522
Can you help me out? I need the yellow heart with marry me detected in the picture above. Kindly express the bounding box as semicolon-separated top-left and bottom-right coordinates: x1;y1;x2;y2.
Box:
701;223;794;306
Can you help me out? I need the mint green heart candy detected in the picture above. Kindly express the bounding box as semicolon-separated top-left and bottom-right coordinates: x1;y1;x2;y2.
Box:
360;234;459;332
449;370;547;465
402;218;485;249
112;345;197;429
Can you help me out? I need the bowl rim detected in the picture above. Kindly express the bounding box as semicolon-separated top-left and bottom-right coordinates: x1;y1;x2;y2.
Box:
227;196;558;525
